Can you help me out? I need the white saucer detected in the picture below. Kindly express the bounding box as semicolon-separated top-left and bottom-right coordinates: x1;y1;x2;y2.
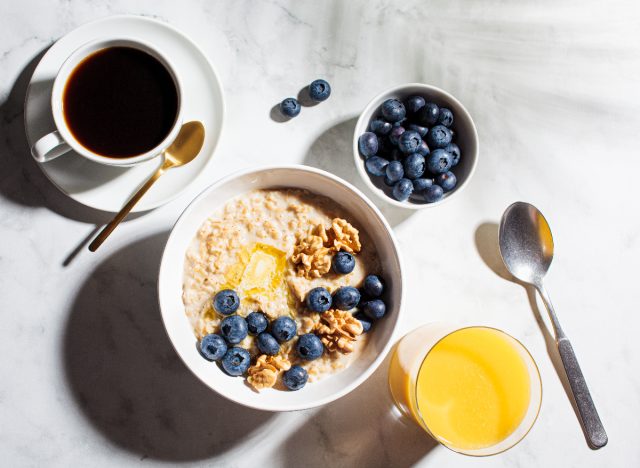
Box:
24;15;224;213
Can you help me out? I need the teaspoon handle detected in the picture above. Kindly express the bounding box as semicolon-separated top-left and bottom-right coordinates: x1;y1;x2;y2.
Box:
557;337;608;449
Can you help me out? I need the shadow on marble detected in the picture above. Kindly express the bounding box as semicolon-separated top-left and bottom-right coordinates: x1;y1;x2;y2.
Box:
0;45;146;226
63;232;274;461
269;103;293;123
474;221;587;440
303;117;415;228
280;354;437;468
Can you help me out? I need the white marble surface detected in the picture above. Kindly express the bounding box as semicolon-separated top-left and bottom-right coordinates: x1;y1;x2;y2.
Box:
1;1;639;466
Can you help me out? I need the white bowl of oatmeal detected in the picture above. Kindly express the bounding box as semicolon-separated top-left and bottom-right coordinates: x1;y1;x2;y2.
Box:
159;165;403;411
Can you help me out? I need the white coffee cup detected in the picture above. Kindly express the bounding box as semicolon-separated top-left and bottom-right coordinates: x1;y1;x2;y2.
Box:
31;38;183;166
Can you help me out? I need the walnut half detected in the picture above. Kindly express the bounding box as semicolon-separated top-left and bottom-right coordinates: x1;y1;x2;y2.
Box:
315;309;364;354
247;354;292;391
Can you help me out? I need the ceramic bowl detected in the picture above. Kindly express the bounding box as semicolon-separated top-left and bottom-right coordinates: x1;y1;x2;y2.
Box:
158;165;404;411
353;83;479;209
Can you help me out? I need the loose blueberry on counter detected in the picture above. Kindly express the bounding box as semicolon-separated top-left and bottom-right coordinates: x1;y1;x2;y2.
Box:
365;156;390;177
417;102;439;126
437;108;454;127
426;125;453;149
436;171;457;192
416;140;430;156
332;251;356;274
283;365;309;390
221;347;251;376
388;126;405;146
199;333;227;361
256;332;281;355
333;286;361;310
363;274;384;297
398;130;422;154
280;98;301;117
358;132;378;158
246;311;268;335
426;149;453;174
271;316;298;342
363;299;386;320
296;334;324;360
370;118;392;135
220;315;248;344
405;95;426;114
353;312;373;333
403;153;426;179
213;289;240;315
408;124;428;138
423;184;444;203
385;161;404;183
413;178;433;193
392;178;414;201
306;287;332;312
308;79;331;101
381;98;406;123
444;143;461;166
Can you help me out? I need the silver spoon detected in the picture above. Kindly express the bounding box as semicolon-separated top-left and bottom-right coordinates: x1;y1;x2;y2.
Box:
499;201;607;449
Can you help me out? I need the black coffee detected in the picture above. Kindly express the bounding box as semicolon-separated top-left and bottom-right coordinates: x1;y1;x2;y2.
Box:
63;47;178;158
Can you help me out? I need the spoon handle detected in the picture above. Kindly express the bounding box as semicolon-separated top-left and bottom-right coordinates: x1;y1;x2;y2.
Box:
88;166;164;252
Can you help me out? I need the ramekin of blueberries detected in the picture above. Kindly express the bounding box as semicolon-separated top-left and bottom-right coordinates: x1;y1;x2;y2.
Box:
353;83;479;209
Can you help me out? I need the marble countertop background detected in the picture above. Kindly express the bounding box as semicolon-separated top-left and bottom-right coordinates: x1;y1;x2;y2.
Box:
1;1;640;466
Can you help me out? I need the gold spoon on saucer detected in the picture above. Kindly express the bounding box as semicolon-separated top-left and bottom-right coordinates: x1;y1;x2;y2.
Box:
89;121;205;252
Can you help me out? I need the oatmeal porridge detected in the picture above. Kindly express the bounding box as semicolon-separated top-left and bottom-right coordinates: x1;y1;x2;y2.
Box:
182;188;387;391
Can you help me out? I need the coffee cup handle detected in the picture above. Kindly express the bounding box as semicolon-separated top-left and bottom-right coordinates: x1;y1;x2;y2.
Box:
31;131;71;163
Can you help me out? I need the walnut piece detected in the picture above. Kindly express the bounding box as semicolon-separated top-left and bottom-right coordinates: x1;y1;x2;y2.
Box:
315;309;364;354
290;219;361;279
247;354;292;391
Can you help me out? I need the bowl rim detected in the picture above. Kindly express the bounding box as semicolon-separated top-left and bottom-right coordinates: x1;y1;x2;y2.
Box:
352;82;479;210
158;164;405;411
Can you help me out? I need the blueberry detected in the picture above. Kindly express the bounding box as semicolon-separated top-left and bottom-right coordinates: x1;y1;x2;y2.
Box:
435;171;457;192
437;108;454;127
333;286;361;310
246;311;268;335
363;299;386;320
296;334;324;360
408;124;428;137
332;251;356;274
423;184;444;203
358;132;378;158
365;156;389;177
353;312;373;333
383;175;397;186
271;316;298;342
221;347;251;376
199;333;227;361
445;143;461;166
388;148;403;161
413;178;433;193
283;365;308;390
363;274;384;297
376;135;391;156
385;161;404;183
426;149;453;174
308;79;331;101
280;98;301;117
398;130;422;154
426;125;453;149
220;315;248;344
213;289;240;315
416;140;430;156
392;178;414;201
417;102;439;126
256;332;280;355
306;287;332;312
370;118;392;135
388;126;405;146
404;95;426;114
381;99;406;123
403;153;426;179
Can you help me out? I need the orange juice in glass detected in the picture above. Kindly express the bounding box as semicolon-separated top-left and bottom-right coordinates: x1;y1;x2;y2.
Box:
389;324;542;456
